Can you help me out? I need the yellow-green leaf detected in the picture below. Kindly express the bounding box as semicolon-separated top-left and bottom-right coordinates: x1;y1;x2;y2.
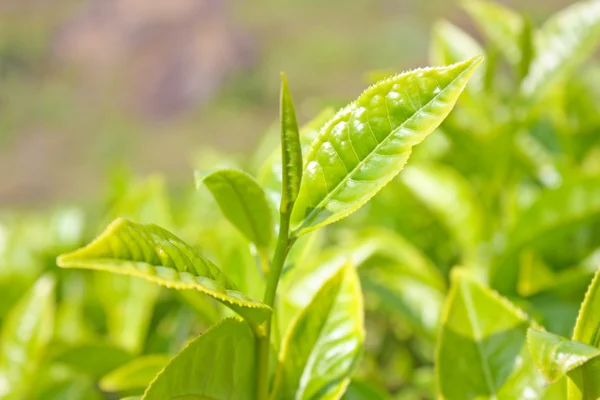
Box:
436;269;545;399
0;275;55;400
143;318;255;400
527;328;600;384
290;56;483;236
100;355;171;394
521;0;600;98
280;73;303;213
57;218;271;334
272;264;364;400
195;168;273;249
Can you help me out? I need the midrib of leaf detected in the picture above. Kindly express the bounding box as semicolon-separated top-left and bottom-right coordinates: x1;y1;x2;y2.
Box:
461;279;499;400
295;64;474;234
221;173;265;247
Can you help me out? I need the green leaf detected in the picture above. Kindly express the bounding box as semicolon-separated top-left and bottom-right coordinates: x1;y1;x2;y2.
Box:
430;20;484;94
57;218;271;334
568;266;600;399
195;168;273;249
50;343;133;379
521;0;600;98
100;355;171;393
436;269;545;399
272;263;364;400
463;0;525;66
492;177;600;293
342;379;392;400
0;274;55;400
527;328;600;384
290;56;483;236
143;318;255;400
401;163;484;263
280;73;303;213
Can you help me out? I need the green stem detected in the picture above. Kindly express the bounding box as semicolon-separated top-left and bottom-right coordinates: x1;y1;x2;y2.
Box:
256;211;294;400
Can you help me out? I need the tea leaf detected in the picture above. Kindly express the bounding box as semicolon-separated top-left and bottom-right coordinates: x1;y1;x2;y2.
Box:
568;266;600;399
50;343;133;378
401;164;484;263
57;218;271;334
492;177;600;293
272;264;364;400
527;328;600;384
280;73;303;213
0;275;55;400
436;269;545;399
290;56;483;236
521;0;600;98
463;0;525;65
195;169;273;249
100;355;171;393
143;318;255;400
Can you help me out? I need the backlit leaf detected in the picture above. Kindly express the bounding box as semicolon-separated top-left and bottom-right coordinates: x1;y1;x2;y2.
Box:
521;0;600;98
0;275;55;400
568;266;600;399
436;269;545;399
280;73;303;213
290;56;483;235
143;318;255;400
100;355;171;393
272;264;364;400
527;328;600;384
57;218;271;334
195;168;273;249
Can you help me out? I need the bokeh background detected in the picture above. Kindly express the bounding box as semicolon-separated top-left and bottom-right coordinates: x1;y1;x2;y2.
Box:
0;0;573;207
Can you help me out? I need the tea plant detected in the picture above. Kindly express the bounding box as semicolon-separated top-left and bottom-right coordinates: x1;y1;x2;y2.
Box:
2;0;600;399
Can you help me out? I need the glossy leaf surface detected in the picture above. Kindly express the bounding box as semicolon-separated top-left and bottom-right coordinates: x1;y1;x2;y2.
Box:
290;56;483;235
279;73;303;213
0;275;55;400
57;218;271;332
143;318;255;400
272;264;365;400
100;355;171;393
521;0;600;98
195;168;273;249
436;269;545;399
527;328;600;384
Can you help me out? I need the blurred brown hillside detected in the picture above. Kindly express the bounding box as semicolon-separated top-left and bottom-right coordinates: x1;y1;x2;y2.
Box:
0;0;573;206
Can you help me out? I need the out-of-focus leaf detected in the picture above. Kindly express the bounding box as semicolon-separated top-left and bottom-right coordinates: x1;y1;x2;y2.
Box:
279;73;303;213
96;273;160;354
100;355;171;393
401;164;484;263
527;328;600;384
36;377;103;400
436;269;545;399
463;0;525;66
290;57;483;235
57;218;271;334
272;264;364;400
0;275;55;400
493;178;600;293
342;379;392;400
521;0;600;98
143;318;255;400
430;20;484;94
50;343;132;379
195;168;273;250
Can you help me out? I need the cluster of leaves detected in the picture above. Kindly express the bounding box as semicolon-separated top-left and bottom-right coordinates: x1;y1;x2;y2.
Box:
1;0;600;399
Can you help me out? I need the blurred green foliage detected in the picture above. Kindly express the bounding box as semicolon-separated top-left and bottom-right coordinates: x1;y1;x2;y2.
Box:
2;0;600;399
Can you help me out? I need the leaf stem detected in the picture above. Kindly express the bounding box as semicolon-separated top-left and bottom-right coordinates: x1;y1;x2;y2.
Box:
256;211;294;400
